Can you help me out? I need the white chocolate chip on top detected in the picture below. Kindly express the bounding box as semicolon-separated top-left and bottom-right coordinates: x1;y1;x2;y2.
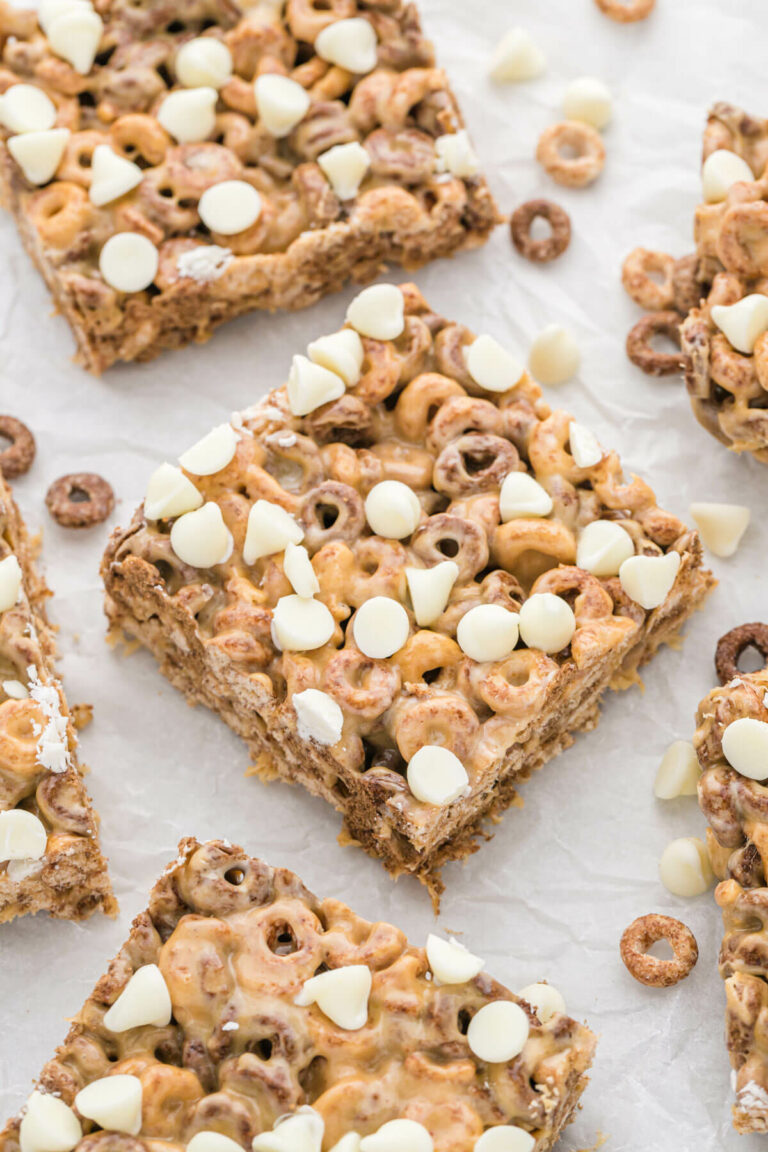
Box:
563;77;612;130
517;982;565;1023
722;717;768;780
518;593;575;654
0;809;47;862
287;354;346;416
568;421;602;468
157;86;217;143
38;0;92;37
702;149;754;203
47;6;103;73
254;73;311;138
659;836;713;898
103;964;172;1032
0;554;22;613
654;740;700;799
19;1091;82;1152
144;463;203;521
463;335;524;394
179;423;238;475
307;328;364;386
244;500;303;564
170;502;233;568
474;1126;535;1152
353;596;409;658
328;1137;361;1152
8;128;69;185
499;473;553;520
252;1109;325;1152
457;604;520;663
426;934;484;985
3;680;28;700
576;520;634;577
711;294;768;354
272;595;335;652
283;542;319;597
528;325;580;385
405;560;459;626
435;130;479;179
293;688;343;746
467;1000;530;1063
619;551;680;610
74;1076;143;1136
346;284;405;341
365;480;421;539
89;144;143;206
317;141;370;200
295;965;372;1030
406;745;468;806
360;1121;433;1152
175;37;233;89
489;27;545;83
187;1134;243;1152
690;501;750;558
198;180;262;235
0;84;57;134
99;232;158;293
315;17;378;73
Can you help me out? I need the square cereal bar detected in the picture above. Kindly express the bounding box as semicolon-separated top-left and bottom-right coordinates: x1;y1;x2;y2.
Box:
102;282;715;892
0;0;498;373
0;837;597;1152
0;471;115;923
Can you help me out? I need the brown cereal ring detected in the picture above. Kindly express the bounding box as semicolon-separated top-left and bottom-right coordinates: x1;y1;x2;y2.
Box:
0;415;35;478
45;472;114;528
536;121;606;188
621;248;675;311
715;623;768;685
626;311;682;376
595;0;655;21
620;914;698;987
510;199;571;263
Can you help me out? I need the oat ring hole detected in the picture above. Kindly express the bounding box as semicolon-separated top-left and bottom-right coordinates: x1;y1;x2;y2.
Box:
620;913;698;986
510;199;572;263
536;121;606;188
626;311;682;376
594;0;655;21
715;622;768;685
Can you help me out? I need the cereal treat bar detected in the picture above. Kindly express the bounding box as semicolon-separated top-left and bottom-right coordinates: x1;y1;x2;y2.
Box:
102;283;714;890
0;838;597;1152
0;472;115;924
0;0;498;374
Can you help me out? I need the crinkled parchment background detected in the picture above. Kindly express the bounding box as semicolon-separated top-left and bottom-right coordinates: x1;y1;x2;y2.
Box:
1;1;767;1148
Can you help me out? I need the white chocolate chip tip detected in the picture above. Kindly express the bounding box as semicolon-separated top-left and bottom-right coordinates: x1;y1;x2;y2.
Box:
457;603;519;663
711;294;768;355
19;1091;81;1152
89;144;143;206
517;982;565;1024
499;472;553;521
74;1075;143;1136
295;965;372;1030
353;596;410;659
365;480;420;539
488;27;545;83
426;934;484;985
435;130;479;179
187;1134;243;1152
654;740;700;799
406;745;469;806
0;809;47;862
8;128;69;185
47;6;103;74
307;328;364;386
346;284;404;341
157;86;217;143
293;688;343;746
463;335;524;394
576;520;634;578
170;502;233;568
0;84;57;134
528;325;580;385
618;551;680;611
283;541;319;598
103;964;172;1032
315;17;378;74
144;462;203;521
287;354;346;417
252;1107;324;1152
175;37;233;89
317;141;370;200
690;501;750;558
562;77;612;130
0;554;23;613
99;232;158;294
518;592;575;654
405;561;459;627
467;1000;530;1064
658;836;713;898
254;73;311;138
474;1126;535;1152
179;423;238;476
243;500;303;565
702;149;754;203
359;1120;433;1152
272;594;335;652
568;421;602;469
722;717;768;781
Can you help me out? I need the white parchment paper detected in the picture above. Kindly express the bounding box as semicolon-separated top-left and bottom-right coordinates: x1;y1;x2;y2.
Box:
1;1;767;1147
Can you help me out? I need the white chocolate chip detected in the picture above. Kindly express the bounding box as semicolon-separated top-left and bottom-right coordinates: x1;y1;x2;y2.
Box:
654;740;700;799
0;810;47;862
198;180;262;235
434;130;479;179
365;480;421;539
179;423;238;475
252;1109;324;1152
488;27;545;83
528;325;580;385
176;37;233;89
328;1138;361;1152
576;520;634;577
353;596;409;658
702;149;754;203
99;232;158;293
690;501;750;558
3;679;28;699
315;17;377;73
426;934;484;985
518;593;575;654
47;7;102;73
562;77;612;130
88;144;143;206
157;86;217;143
659;836;713;898
7;857;43;883
144;462;203;521
516;982;565;1024
499;473;553;520
359;1121;433;1152
346;284;404;341
0;554;22;613
722;717;768;780
568;421;602;468
317;141;370;199
19;1091;82;1152
0;84;56;133
38;0;92;37
457;604;520;663
307;328;364;386
8;128;68;185
103;964;172;1032
405;561;459;626
244;500;303;564
170;502;233;568
74;1076;143;1136
287;354;346;416
467;1001;530;1064
618;551;680;610
254;73;310;138
406;745;468;806
463;335;524;394
272;594;334;651
474;1127;535;1152
187;1134;243;1152
293;688;343;746
283;542;319;597
295;965;371;1030
711;294;768;355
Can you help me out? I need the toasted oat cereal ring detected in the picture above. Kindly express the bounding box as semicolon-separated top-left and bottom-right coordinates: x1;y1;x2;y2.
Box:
621;248;675;311
28;182;91;249
595;0;655;21
536;121;605;189
0;416;35;478
626;311;682;376
715;623;768;685
510;199;571;263
45;472;114;528
620;914;698;987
